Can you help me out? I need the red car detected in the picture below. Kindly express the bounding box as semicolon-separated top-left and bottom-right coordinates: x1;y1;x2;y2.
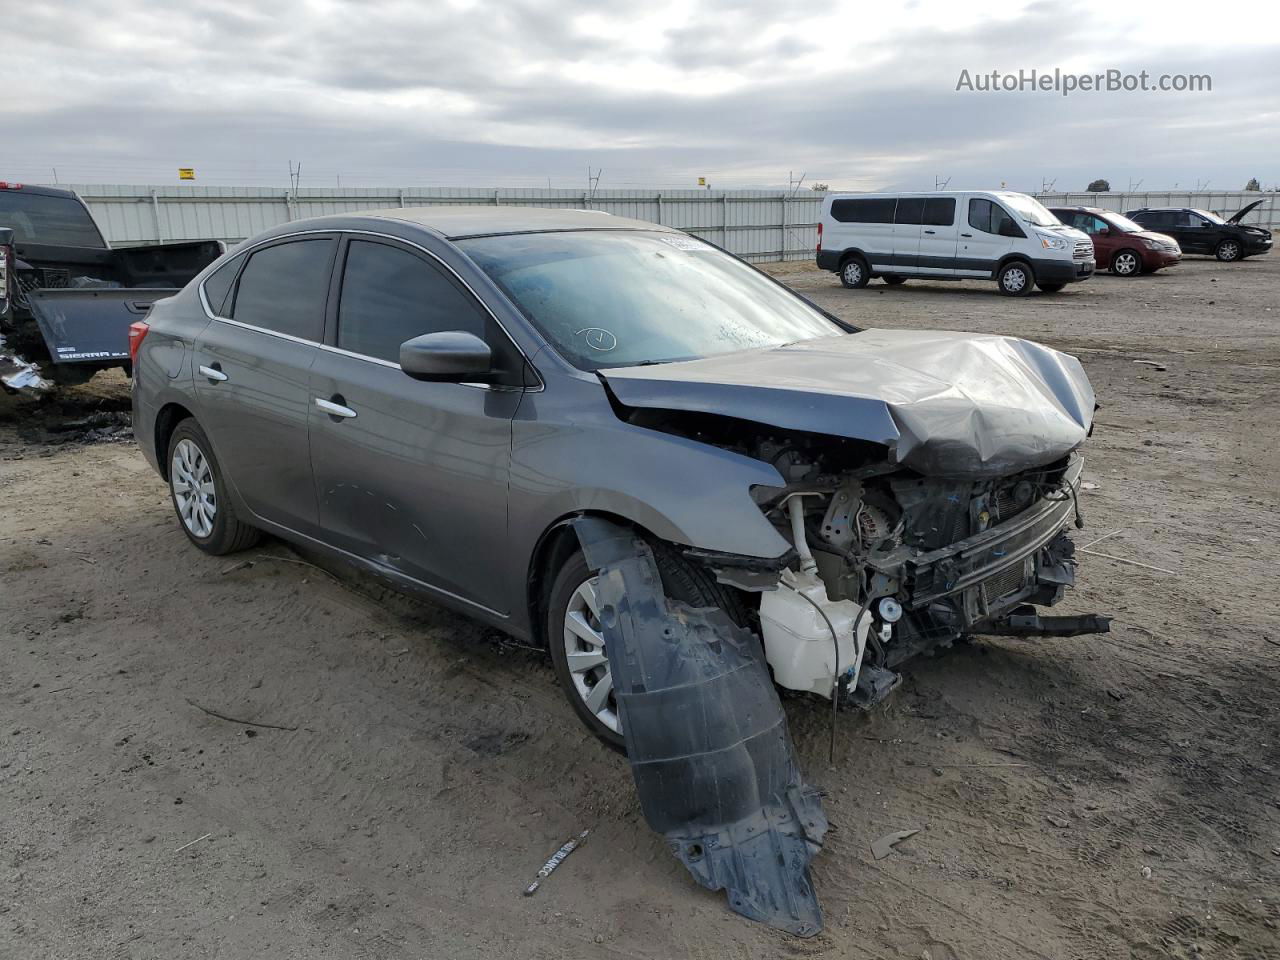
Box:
1049;206;1181;276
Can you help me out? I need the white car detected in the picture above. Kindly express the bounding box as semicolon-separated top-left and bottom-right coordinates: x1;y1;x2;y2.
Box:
817;190;1095;295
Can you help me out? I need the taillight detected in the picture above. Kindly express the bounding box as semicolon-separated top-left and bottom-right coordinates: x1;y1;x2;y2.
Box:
128;320;150;365
816;221;823;253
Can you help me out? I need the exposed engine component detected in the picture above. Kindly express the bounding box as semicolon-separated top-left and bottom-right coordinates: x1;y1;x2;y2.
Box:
758;568;869;697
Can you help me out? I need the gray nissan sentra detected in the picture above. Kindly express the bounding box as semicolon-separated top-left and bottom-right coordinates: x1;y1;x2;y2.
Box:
132;206;1105;750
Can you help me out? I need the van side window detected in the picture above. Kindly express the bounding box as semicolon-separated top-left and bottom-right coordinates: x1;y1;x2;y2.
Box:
893;198;924;225
922;198;955;226
830;198;896;224
337;239;486;364
230;238;336;341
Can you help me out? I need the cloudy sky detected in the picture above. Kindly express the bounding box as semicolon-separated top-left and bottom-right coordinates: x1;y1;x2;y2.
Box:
5;0;1278;192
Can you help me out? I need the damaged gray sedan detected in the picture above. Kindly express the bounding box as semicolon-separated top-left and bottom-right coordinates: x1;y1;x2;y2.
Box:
133;207;1107;935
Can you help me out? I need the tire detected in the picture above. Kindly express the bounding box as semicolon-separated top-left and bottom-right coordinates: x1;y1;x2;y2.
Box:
1037;283;1065;293
1215;239;1241;262
166;418;260;555
839;256;870;289
546;542;747;751
996;261;1033;296
883;275;906;286
1110;249;1141;276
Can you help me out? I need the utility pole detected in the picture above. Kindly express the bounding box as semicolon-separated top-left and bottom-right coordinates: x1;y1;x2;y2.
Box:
935;175;951;190
288;161;302;193
587;166;602;201
51;167;59;184
1127;178;1143;192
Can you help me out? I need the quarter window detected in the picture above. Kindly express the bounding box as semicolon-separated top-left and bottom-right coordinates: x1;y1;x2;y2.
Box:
337;239;486;364
201;252;245;316
230;238;336;340
830;198;896;224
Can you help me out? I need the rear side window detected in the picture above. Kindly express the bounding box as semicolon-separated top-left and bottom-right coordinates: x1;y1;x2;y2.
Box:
1133;211;1168;228
230;238;336;341
830;198;896;224
968;199;1019;235
337;239;486;364
922;198;955;226
201;252;244;316
893;198;924;225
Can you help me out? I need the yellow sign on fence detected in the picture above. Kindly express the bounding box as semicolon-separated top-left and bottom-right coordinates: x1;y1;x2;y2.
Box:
697;176;706;186
178;168;195;180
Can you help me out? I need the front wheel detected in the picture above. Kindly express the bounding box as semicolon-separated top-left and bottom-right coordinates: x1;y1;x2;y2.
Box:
996;262;1033;296
167;419;260;555
1111;249;1141;276
546;543;746;751
1216;239;1241;262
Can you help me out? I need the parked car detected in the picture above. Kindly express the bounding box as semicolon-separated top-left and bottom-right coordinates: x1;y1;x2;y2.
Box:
816;190;1095;295
1048;206;1181;276
133;207;1105;751
1124;201;1272;262
0;182;222;390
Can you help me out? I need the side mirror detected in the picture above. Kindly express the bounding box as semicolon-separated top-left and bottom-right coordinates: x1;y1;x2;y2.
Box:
400;331;492;382
1097;227;1109;236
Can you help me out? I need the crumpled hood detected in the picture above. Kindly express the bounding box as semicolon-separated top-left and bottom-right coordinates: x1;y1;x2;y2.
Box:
601;329;1095;478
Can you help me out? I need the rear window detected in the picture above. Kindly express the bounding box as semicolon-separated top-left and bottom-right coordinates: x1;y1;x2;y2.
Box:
830;198;896;224
230;238;336;341
0;192;106;248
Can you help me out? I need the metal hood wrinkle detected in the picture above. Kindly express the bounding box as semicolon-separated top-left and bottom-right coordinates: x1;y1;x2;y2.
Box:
600;329;1095;478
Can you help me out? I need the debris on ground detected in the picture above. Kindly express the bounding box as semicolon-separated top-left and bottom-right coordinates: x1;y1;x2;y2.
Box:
1132;360;1168;371
871;829;920;860
523;830;589;896
1046;815;1071;829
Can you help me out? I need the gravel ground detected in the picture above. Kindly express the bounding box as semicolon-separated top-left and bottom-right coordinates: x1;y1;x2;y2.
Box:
1;254;1278;959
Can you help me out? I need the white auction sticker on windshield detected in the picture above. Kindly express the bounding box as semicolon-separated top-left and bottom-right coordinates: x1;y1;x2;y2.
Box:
659;235;704;251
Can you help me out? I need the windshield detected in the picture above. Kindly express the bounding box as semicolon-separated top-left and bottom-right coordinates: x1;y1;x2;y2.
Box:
1103;211;1146;232
1002;193;1060;227
458;230;846;371
1193;208;1226;225
0;192;106;248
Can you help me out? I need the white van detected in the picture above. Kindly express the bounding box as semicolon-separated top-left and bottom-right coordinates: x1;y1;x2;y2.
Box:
816;191;1095;295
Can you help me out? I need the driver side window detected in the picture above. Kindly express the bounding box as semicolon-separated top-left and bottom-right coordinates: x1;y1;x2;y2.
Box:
337;239;486;364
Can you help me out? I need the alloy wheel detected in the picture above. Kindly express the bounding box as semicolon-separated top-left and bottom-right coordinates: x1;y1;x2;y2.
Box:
1218;241;1240;261
171;438;216;538
561;576;619;734
1114;252;1138;275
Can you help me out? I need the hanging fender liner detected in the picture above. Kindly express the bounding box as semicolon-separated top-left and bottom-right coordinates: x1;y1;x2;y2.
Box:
570;516;828;937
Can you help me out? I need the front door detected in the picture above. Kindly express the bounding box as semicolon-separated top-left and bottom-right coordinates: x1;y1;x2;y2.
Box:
957;197;1013;277
308;236;523;614
193;235;337;536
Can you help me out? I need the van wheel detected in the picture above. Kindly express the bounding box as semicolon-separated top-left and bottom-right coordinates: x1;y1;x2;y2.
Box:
996;261;1033;296
546;542;747;751
1215;239;1241;262
839;256;870;288
883;276;906;285
167;419;261;555
1037;283;1065;293
1111;249;1141;276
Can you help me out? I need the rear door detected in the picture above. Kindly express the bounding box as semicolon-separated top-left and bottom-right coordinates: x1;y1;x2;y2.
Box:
193;234;337;537
889;197;923;272
916;197;959;275
307;235;523;613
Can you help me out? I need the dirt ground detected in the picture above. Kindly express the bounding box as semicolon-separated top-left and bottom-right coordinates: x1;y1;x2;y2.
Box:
2;255;1278;960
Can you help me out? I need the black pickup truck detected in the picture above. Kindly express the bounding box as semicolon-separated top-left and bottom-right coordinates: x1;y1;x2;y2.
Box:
0;182;223;391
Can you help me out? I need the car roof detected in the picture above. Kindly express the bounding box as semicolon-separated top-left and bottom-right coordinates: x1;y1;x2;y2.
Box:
1049;205;1110;214
265;206;676;241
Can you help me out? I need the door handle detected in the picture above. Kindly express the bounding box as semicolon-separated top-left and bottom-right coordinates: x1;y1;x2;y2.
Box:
960;232;973;238
315;396;357;419
923;229;936;235
199;364;228;382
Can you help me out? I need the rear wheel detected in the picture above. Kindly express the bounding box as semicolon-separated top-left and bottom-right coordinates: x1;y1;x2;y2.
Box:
546;542;746;750
1111;249;1141;276
839;256;870;289
996;261;1033;296
1216;239;1241;262
167;419;260;555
